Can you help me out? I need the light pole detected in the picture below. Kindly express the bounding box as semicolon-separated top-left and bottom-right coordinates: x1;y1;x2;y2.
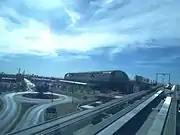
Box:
51;91;53;103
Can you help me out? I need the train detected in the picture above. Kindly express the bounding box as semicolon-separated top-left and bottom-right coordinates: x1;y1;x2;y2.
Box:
64;70;130;93
134;75;151;84
134;75;157;85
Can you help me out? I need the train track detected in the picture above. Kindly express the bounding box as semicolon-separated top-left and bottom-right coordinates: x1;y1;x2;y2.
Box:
96;90;164;135
95;86;177;135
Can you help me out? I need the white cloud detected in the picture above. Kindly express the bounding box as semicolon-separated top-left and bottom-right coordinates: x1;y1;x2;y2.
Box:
0;0;180;57
135;54;180;66
41;53;90;62
22;0;63;10
0;16;132;55
64;8;81;26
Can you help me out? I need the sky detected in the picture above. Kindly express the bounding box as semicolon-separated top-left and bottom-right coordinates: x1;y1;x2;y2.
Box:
0;0;180;83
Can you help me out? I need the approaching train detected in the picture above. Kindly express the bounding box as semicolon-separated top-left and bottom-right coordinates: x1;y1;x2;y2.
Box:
134;75;150;84
64;70;130;93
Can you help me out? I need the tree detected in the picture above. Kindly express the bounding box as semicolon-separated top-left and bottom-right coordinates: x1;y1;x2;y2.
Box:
36;83;49;95
20;81;27;91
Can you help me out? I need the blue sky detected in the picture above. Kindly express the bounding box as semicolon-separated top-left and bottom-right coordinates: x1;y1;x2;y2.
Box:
0;0;180;83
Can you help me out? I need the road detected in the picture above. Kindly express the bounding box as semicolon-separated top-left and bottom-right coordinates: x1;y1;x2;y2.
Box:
0;91;73;134
0;93;20;135
13;94;73;132
0;79;74;134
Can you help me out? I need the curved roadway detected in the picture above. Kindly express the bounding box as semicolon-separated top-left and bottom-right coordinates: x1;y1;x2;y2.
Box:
0;93;20;135
0;78;74;134
12;92;73;132
0;91;73;134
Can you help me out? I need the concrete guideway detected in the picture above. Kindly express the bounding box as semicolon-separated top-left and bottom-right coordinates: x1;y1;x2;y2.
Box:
86;90;162;135
96;90;163;135
162;85;177;135
96;85;177;135
146;96;172;135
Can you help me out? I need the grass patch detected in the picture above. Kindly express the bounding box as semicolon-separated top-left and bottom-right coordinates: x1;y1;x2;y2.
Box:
52;88;96;101
22;93;59;99
55;102;79;116
0;99;3;112
44;102;79;121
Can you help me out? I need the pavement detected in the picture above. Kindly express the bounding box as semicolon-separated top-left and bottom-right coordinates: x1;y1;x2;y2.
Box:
0;90;73;134
0;93;20;135
12;93;73;132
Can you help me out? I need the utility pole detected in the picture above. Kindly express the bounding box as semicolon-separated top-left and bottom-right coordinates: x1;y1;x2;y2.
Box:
51;91;53;103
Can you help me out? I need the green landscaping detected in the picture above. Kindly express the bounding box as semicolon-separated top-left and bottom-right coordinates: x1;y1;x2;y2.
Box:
22;93;59;99
0;99;3;112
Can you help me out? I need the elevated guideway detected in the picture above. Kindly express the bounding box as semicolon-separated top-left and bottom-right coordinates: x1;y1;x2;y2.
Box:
58;79;95;86
96;85;177;135
96;90;164;135
8;85;177;135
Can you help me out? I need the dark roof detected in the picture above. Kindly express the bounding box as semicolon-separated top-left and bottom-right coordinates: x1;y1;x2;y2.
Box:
65;70;126;74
